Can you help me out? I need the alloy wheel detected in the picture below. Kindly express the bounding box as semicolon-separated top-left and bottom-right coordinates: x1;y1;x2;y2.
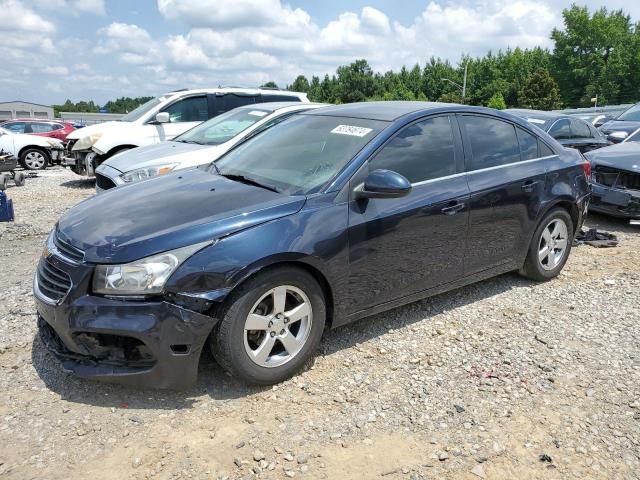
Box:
243;285;313;368
25;151;46;169
538;218;568;270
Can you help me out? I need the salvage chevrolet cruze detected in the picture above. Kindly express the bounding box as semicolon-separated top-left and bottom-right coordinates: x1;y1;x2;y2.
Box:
34;102;590;388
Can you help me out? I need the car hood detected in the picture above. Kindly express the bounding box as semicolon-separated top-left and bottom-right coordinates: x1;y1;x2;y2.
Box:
585;143;640;172
13;132;62;147
57;167;306;264
66;121;133;141
599;120;640;135
103;141;217;173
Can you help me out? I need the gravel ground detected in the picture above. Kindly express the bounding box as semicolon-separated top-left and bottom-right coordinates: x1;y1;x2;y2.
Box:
1;166;639;480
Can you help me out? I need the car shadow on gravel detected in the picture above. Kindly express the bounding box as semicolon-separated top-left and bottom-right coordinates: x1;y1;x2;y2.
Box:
59;178;96;189
31;335;266;409
320;271;532;357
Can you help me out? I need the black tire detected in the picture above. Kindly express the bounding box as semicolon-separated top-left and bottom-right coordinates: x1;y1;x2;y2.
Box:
13;172;26;187
19;148;49;170
209;266;326;385
0;174;7;191
519;207;574;281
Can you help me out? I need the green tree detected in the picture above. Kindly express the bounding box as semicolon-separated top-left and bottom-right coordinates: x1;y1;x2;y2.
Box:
261;81;279;89
551;5;638;106
487;92;507;109
289;75;310;93
335;59;376;103
518;68;562;110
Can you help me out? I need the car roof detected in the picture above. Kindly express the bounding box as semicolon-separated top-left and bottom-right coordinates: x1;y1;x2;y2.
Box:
1;118;67;123
303;101;460;121
161;88;307;98
504;109;571;122
237;102;327;113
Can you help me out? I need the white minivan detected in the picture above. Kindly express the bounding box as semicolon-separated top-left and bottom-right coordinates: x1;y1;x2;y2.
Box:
64;88;308;177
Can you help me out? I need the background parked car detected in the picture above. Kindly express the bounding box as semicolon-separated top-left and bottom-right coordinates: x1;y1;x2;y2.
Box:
95;102;328;192
64;87;309;178
598;102;640;143
0;119;76;142
585;142;640;219
0;126;64;170
506;109;609;153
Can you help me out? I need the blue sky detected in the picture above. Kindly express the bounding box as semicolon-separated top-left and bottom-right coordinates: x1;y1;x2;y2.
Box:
1;0;638;106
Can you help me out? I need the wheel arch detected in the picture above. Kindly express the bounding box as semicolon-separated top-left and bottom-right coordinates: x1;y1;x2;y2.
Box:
217;256;336;330
18;145;51;160
537;198;580;235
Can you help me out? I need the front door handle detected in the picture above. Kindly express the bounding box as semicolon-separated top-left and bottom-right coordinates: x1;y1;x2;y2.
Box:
521;180;539;192
441;201;465;215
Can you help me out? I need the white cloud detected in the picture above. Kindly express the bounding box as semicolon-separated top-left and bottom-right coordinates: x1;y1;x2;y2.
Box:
0;0;55;34
94;23;160;65
45;66;70;76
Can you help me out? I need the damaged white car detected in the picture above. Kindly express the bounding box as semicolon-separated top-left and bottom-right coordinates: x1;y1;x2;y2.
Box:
0;126;64;170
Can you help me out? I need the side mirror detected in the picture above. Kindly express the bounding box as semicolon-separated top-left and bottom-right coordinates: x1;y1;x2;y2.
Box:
355;169;412;200
154;112;170;124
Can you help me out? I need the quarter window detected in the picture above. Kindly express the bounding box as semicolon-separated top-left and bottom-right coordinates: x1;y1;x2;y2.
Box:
548;119;571;140
369;116;456;183
570;119;592;139
516;127;538;160
539;142;555;157
161;96;208;122
462;116;520;170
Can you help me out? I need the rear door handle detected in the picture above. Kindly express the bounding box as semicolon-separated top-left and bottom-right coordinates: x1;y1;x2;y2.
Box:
521;180;539;192
441;201;465;215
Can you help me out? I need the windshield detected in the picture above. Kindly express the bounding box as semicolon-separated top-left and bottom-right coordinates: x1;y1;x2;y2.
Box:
617;104;640;122
175;107;272;146
119;97;165;122
214;114;387;195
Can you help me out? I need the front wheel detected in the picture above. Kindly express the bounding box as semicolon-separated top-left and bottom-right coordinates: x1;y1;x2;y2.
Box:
19;148;49;170
519;208;574;281
210;267;326;385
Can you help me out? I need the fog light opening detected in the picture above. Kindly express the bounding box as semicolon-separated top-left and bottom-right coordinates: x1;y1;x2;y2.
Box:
170;344;190;355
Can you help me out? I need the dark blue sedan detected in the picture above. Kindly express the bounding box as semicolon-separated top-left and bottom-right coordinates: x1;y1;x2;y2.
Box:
34;102;591;388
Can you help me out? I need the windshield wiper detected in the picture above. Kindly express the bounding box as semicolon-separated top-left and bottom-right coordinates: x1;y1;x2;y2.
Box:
175;139;204;145
217;172;280;193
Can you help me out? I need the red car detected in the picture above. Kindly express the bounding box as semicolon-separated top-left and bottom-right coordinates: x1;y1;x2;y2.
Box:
0;119;76;142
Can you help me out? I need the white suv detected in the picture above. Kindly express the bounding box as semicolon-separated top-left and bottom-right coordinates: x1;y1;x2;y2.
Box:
64;88;309;177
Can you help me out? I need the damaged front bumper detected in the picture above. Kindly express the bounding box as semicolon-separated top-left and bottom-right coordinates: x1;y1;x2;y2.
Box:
589;182;640;219
34;263;218;389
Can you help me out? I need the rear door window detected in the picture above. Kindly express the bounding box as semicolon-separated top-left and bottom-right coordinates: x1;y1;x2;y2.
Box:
161;95;208;122
461;116;521;170
516;127;538;160
369;115;456;183
3;122;26;133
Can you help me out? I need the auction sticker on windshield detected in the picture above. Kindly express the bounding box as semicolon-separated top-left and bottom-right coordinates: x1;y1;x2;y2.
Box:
331;125;373;137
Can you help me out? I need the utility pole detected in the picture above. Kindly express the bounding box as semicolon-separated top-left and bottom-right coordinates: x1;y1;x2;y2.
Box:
462;63;467;100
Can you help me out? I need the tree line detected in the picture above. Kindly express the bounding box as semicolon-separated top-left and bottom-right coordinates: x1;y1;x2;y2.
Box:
282;5;639;110
54;5;638;116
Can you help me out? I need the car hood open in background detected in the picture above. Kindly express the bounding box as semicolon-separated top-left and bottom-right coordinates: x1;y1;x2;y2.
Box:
57;168;306;264
104;141;217;173
585;142;640;171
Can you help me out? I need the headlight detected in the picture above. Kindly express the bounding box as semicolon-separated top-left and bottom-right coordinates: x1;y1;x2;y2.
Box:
72;133;102;151
46;140;61;148
120;164;178;184
92;241;211;295
609;131;628;140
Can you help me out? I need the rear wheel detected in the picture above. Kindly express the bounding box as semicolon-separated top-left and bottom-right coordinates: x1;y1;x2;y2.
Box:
519;208;573;281
19;148;49;170
210;267;326;385
0;174;8;191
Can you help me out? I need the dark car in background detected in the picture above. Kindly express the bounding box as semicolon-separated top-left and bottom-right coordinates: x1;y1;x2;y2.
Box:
506;109;609;153
599;103;640;144
585;142;640;219
34;102;590;388
0;119;76;142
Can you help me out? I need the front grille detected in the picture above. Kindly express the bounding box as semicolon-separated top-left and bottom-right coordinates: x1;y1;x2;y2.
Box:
53;232;84;262
37;258;72;302
95;172;116;191
593;166;640;190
